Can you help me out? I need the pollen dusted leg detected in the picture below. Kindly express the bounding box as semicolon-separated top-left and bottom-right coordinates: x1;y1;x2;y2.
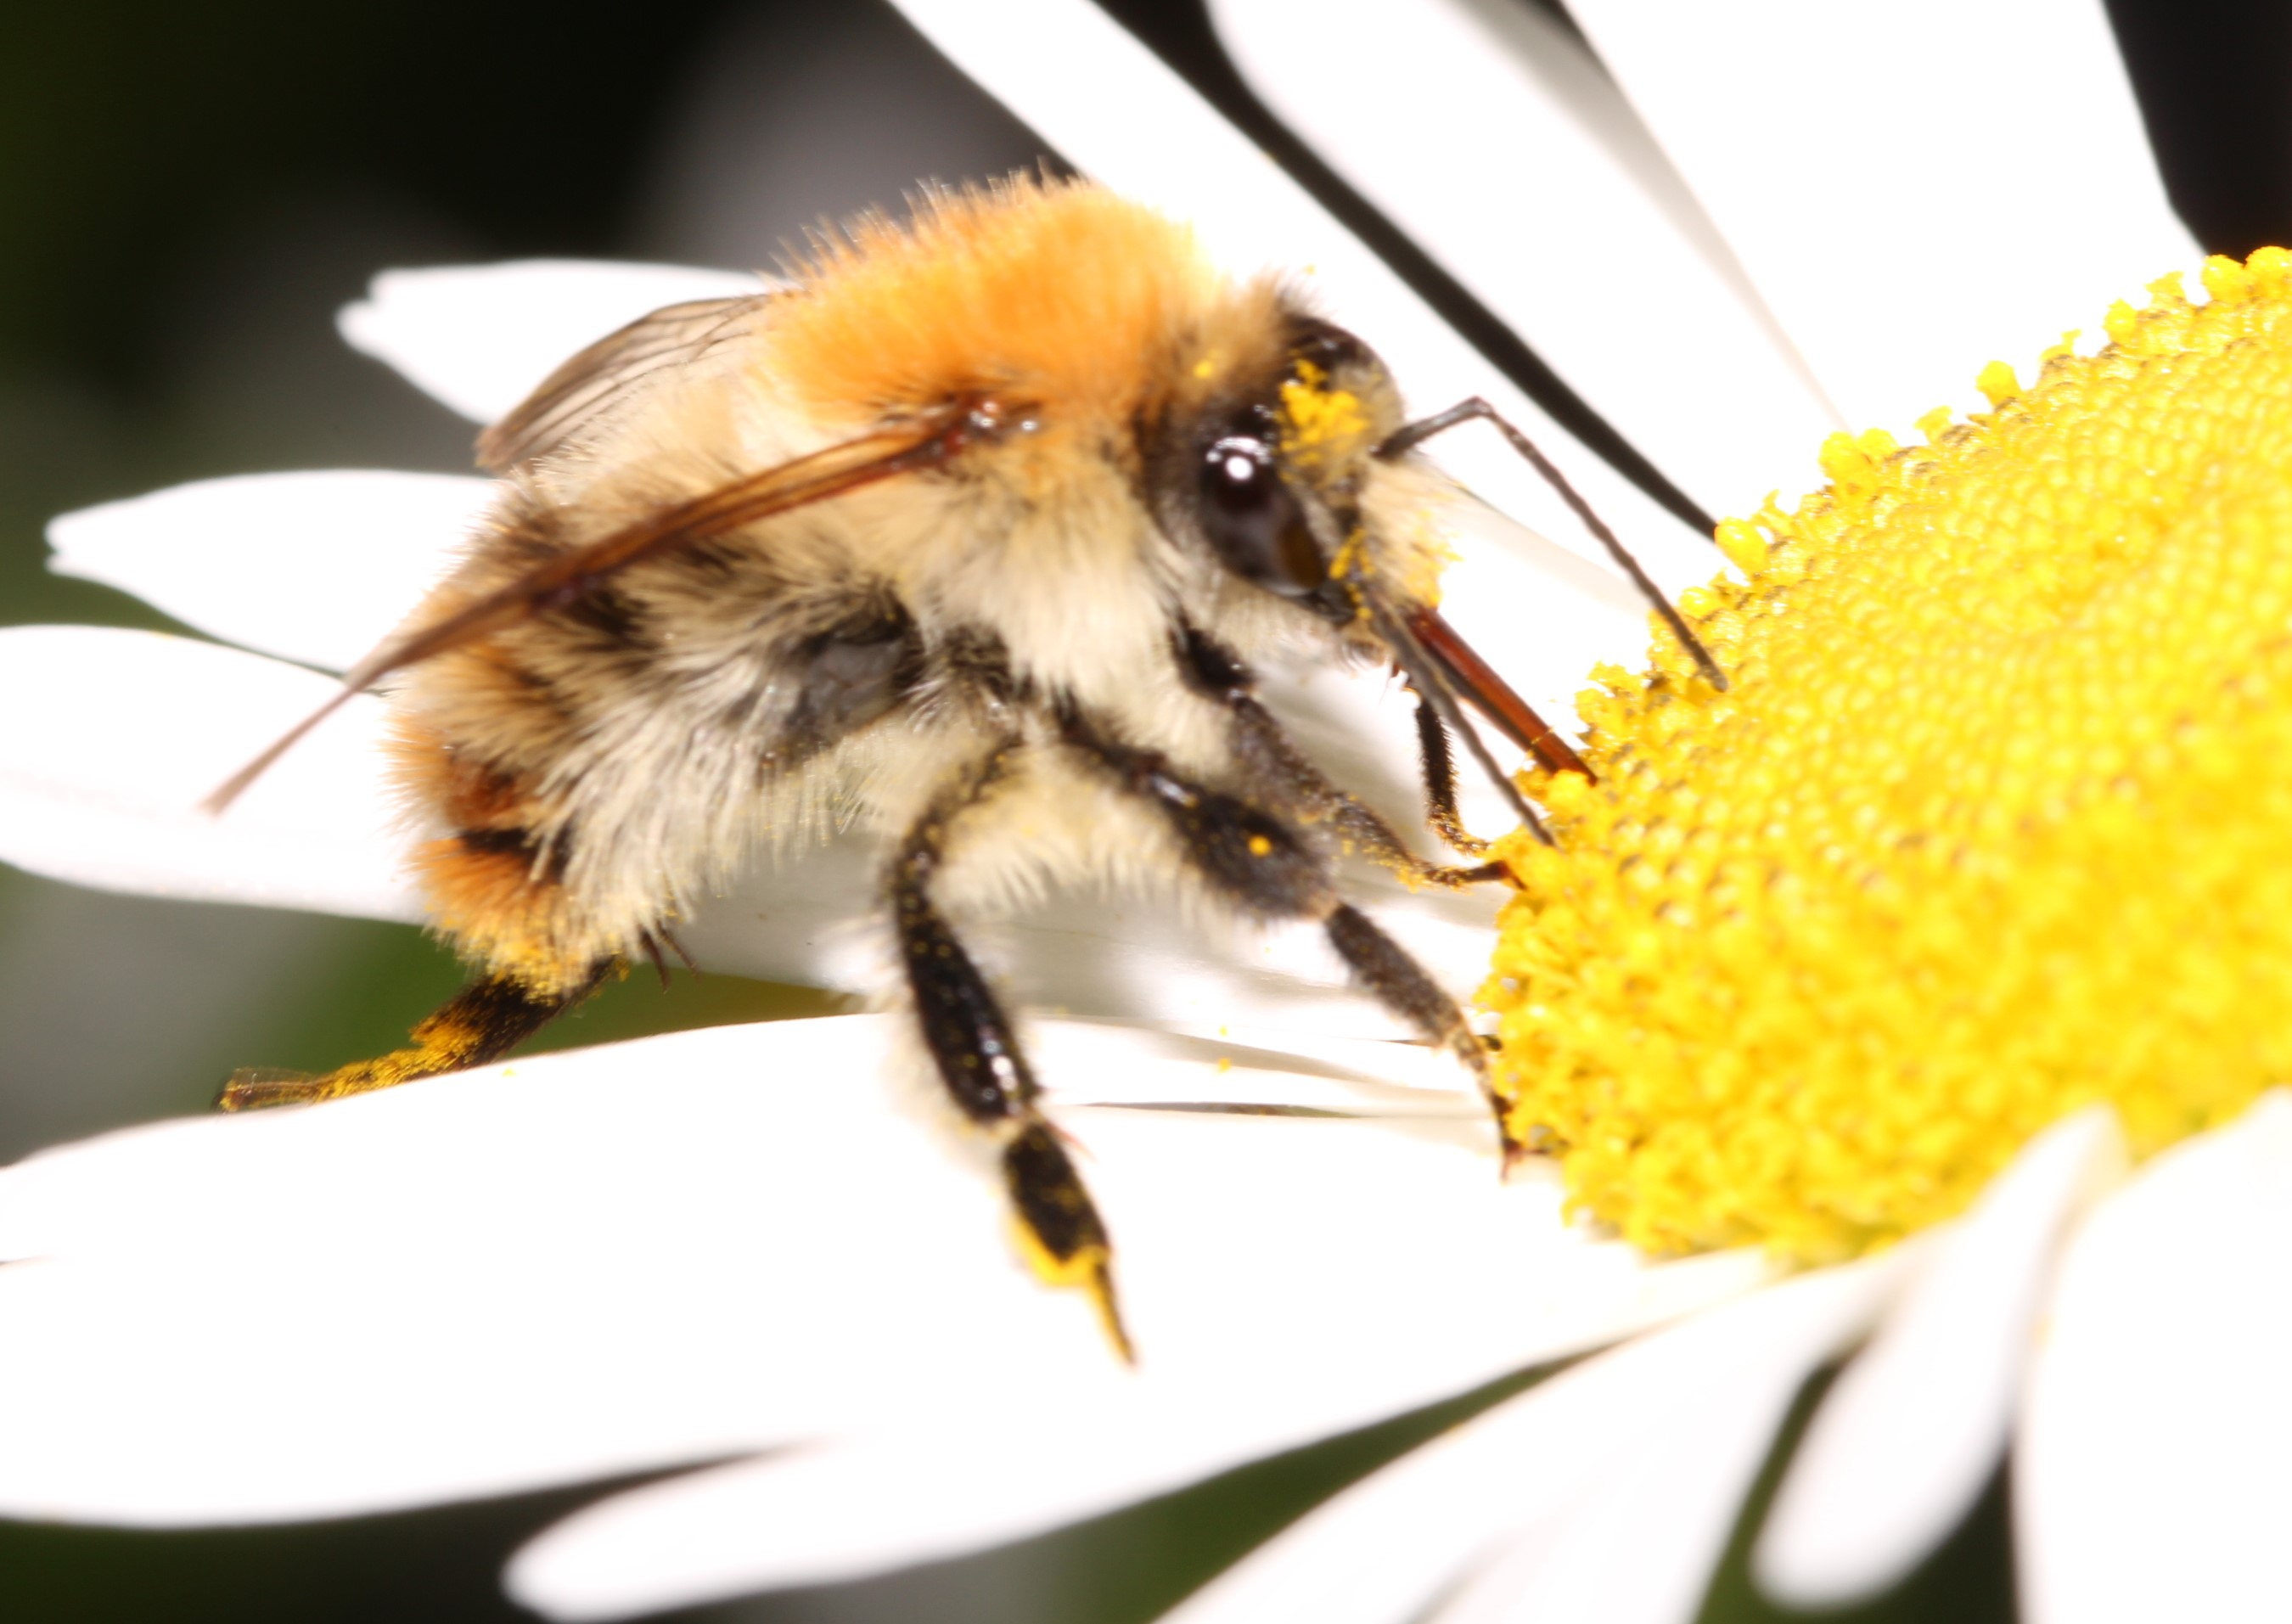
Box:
217;963;610;1111
1063;715;1515;1155
1174;626;1503;889
1286;712;1506;890
1411;695;1491;859
892;756;1132;1362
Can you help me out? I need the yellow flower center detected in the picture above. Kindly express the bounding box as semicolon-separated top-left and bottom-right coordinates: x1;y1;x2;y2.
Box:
1483;247;2292;1264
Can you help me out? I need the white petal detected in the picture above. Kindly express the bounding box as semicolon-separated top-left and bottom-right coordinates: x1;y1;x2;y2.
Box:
48;471;495;673
0;1017;1763;1531
1755;1106;2127;1606
512;1435;1133;1620
0;627;418;920
890;0;1717;595
338;261;770;425
1157;1253;1907;1624
1031;1019;1482;1112
1431;1256;1917;1624
2018;1091;2292;1623
509;1208;1769;1624
1568;0;2199;430
1209;0;1842;519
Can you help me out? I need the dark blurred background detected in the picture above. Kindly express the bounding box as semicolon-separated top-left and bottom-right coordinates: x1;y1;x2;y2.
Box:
0;0;2282;1619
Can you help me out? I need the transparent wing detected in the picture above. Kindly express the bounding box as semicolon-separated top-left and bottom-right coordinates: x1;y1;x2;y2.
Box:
209;402;997;812
475;292;779;475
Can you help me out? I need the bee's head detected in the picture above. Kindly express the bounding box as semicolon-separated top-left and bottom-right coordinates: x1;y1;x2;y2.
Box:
1149;306;1435;632
1144;297;1598;840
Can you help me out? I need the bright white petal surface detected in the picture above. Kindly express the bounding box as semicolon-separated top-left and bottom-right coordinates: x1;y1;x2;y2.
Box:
0;1016;1765;1531
890;0;1716;598
1755;1107;2127;1606
1425;1255;1913;1624
1154;1253;1906;1624
338;260;770;425
48;471;494;673
0;627;417;920
1209;0;1841;518
1569;0;2199;430
2018;1091;2292;1623
506;1099;1771;1624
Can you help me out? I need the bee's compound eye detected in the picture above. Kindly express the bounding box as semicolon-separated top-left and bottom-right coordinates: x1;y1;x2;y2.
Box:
1199;434;1323;596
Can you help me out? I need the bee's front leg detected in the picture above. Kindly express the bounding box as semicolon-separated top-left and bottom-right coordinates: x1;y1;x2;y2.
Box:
890;749;1132;1362
1172;625;1504;888
1408;693;1494;859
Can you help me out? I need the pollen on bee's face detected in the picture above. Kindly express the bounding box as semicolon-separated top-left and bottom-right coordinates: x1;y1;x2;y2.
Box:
1484;247;2292;1265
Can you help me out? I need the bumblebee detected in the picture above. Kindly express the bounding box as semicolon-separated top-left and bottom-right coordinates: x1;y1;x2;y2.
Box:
213;178;1715;1357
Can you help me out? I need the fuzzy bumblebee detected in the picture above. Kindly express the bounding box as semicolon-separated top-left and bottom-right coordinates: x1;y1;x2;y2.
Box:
213;179;1699;1356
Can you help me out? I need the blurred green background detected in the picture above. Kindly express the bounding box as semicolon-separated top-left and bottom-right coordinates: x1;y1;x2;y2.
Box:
0;0;2281;1619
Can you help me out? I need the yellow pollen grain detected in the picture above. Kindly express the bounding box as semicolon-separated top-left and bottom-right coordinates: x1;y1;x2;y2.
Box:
1483;247;2292;1264
1278;361;1372;469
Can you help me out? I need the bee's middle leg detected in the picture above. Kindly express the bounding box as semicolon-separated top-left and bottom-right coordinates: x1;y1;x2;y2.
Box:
892;754;1132;1360
1062;711;1513;1152
1174;625;1503;886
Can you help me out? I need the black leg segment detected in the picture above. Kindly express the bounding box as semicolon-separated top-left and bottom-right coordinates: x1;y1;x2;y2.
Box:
1066;700;1515;1155
1172;624;1506;891
218;960;610;1110
1413;694;1491;858
1323;903;1486;1081
891;751;1132;1359
896;863;1040;1125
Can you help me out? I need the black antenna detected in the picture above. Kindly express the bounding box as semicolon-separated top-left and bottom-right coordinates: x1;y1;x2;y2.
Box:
1378;399;1729;692
1087;0;1720;541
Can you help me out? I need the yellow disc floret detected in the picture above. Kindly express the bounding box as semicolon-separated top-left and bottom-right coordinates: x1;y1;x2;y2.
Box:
1483;247;2292;1263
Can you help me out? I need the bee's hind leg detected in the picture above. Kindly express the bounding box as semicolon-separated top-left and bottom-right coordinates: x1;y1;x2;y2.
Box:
891;748;1132;1362
219;961;611;1111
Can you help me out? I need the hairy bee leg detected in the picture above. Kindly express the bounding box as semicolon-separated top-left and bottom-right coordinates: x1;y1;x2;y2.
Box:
893;759;1132;1362
1064;715;1522;1161
1173;626;1502;890
1327;798;1508;890
218;962;610;1111
1315;769;1507;890
1319;902;1525;1166
1412;694;1491;858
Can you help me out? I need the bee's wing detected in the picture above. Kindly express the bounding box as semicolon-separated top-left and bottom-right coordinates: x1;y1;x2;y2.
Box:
206;402;989;813
475;292;781;475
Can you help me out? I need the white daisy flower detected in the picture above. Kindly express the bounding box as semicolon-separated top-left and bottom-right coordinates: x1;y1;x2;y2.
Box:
0;3;2269;1624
